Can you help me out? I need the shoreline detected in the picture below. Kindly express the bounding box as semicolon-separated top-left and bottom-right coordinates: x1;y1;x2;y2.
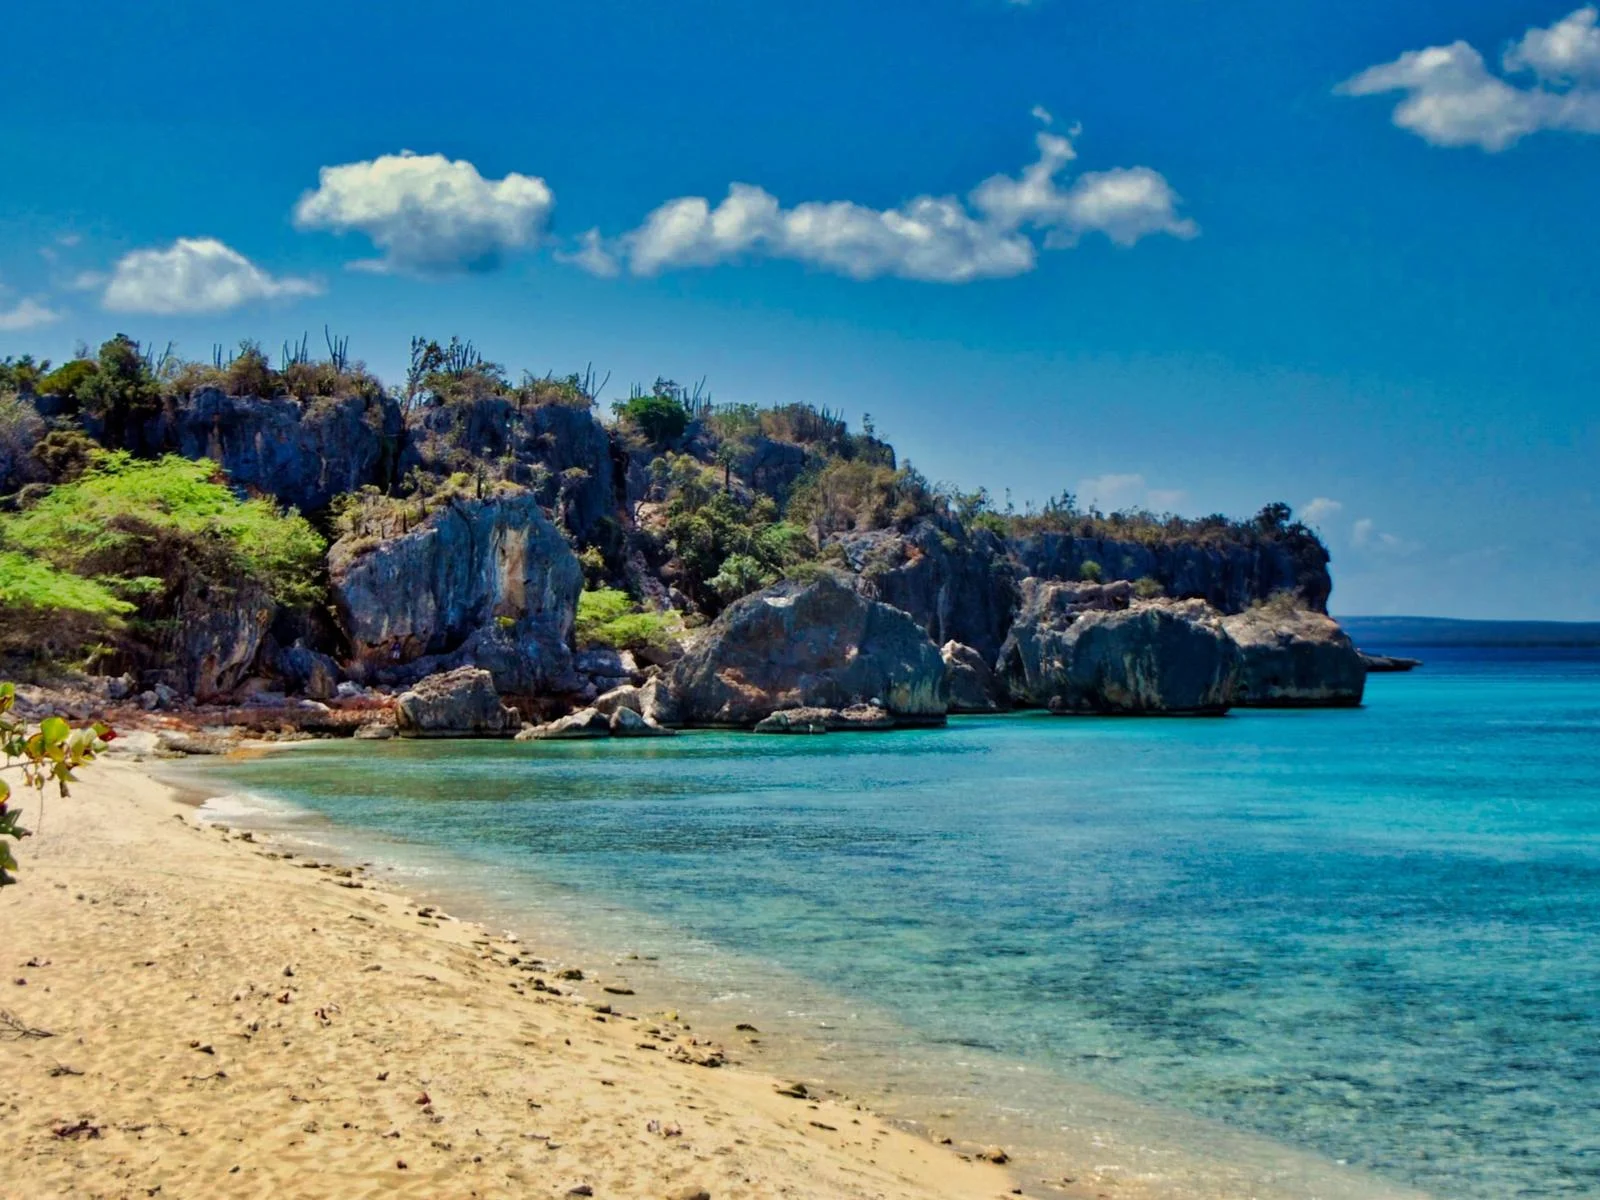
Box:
3;754;1020;1200
151;736;1432;1200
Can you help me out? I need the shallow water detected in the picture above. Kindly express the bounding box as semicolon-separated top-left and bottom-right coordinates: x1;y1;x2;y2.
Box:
182;648;1600;1199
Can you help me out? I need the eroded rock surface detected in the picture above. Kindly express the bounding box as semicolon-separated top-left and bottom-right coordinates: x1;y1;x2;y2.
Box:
666;574;947;727
1222;607;1366;707
396;667;519;737
999;579;1238;715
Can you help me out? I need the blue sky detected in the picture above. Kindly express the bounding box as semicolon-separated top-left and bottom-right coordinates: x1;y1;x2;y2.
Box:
2;0;1597;618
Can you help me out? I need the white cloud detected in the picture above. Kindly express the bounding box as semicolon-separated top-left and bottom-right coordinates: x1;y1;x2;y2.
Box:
1505;5;1600;83
1078;472;1147;509
1351;517;1420;556
974;131;1198;247
1031;104;1054;125
555;229;621;278
1338;7;1600;150
623;184;1036;283
583;127;1193;282
1302;496;1343;525
101;238;322;315
0;297;63;332
1146;488;1188;510
293;151;554;273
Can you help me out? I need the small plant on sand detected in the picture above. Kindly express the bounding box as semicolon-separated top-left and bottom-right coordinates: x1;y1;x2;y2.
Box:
0;682;111;887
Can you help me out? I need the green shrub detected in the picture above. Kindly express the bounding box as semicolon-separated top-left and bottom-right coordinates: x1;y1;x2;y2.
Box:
1;452;325;610
614;391;690;447
575;588;676;651
1133;575;1164;599
1078;560;1104;583
36;359;97;410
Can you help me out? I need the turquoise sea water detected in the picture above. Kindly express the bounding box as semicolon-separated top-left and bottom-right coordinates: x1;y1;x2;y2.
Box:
184;649;1600;1199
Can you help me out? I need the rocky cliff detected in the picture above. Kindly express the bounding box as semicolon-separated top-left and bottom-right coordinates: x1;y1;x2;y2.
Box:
829;517;1019;661
151;388;403;514
400;396;617;542
328;494;582;696
1010;531;1331;613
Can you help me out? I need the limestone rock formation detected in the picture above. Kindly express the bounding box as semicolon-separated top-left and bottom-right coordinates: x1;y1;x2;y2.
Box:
329;494;582;696
155;387;403;514
941;640;1009;713
829;517;1018;661
396;668;518;737
1360;651;1422;673
1221;607;1367;707
400;397;617;541
752;704;894;734
999;579;1239;715
178;580;276;702
665;574;947;727
518;706;611;739
609;706;673;737
1010;531;1331;614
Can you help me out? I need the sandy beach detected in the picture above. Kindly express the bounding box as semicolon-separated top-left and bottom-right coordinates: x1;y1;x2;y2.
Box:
0;755;1020;1200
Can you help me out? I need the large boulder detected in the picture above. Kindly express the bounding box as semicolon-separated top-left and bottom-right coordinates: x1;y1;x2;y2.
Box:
941;640;1008;713
665;574;947;727
396;668;518;737
329;493;583;696
1222;607;1366;707
999;579;1239;715
829;517;1018;662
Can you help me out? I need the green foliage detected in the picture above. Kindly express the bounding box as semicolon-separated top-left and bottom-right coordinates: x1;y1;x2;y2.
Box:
36;359;97;409
1078;560;1104;583
1;452;325;610
77;335;161;439
30;427;97;484
0;552;134;619
787;458;937;537
614;389;690;447
0;394;46;491
578;545;608;588
707;552;776;602
0;355;50;396
663;488;812;611
575;588;676;651
1;681;110;886
1134;575;1165;599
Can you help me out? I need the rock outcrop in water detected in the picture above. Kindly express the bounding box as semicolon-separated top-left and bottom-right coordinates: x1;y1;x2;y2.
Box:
1222;607;1367;707
998;579;1239;714
396;667;519;737
941;640;1007;713
329;494;582;697
663;574;947;727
